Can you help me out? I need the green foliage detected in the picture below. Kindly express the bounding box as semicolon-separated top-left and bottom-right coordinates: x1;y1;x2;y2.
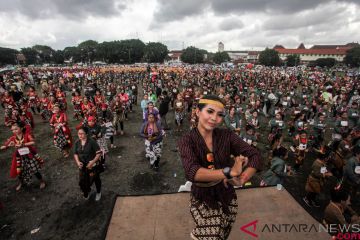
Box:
63;47;81;63
53;50;64;64
285;54;301;67
344;46;360;67
0;47;18;66
313;58;336;68
180;46;206;64
78;40;98;50
259;48;281;66
21;47;38;65
0;39;175;65
32;45;55;63
144;42;168;63
212;51;231;64
77;40;98;63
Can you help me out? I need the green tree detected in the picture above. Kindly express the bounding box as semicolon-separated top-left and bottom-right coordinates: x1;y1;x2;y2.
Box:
120;39;146;63
212;51;231;64
180;46;206;64
53;50;64;64
32;45;55;63
144;42;168;63
21;47;38;65
78;40;98;63
63;46;82;63
286;54;301;67
344;46;360;67
0;47;18;66
313;58;336;68
259;48;281;66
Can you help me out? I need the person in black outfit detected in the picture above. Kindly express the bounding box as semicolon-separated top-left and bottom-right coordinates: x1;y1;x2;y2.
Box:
159;91;171;130
74;127;103;201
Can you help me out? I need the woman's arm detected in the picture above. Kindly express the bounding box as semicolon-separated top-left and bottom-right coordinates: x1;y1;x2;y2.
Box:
139;123;147;138
0;137;15;150
178;135;244;182
230;131;262;184
74;153;83;168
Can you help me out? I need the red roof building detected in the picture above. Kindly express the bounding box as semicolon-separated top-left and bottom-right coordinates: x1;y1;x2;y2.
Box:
274;43;358;63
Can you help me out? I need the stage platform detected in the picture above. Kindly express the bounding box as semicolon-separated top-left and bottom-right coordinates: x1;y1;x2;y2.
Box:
106;187;331;240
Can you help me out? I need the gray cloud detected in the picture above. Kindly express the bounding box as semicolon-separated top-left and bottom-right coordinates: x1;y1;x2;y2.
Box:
152;0;209;23
263;4;349;31
0;0;128;20
151;0;360;26
210;0;329;15
219;18;244;31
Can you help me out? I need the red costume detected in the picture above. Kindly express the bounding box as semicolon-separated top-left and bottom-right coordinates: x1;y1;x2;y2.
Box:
27;91;39;109
81;101;96;117
55;90;67;110
72;95;83;119
94;94;105;108
49;112;73;149
2;132;43;178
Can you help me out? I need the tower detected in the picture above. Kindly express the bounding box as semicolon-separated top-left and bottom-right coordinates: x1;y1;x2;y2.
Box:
218;42;224;52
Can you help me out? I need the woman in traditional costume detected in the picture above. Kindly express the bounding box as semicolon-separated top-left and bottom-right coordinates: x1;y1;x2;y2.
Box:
140;112;164;170
178;95;262;240
0;122;45;191
71;89;83;120
49;104;72;157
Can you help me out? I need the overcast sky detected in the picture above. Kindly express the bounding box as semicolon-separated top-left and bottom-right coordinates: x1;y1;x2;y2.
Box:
0;0;359;52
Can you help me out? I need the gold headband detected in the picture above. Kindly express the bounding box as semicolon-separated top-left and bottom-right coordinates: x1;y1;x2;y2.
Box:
198;99;224;108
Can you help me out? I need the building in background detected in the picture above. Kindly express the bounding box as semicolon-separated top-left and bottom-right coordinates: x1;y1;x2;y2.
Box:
167;50;183;63
218;42;260;63
225;50;260;64
274;43;359;64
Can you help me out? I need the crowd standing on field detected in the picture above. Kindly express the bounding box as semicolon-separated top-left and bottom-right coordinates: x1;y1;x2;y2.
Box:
0;64;359;235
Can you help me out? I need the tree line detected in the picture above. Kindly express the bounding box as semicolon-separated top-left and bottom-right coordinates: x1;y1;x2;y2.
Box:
2;39;358;67
0;39;233;66
0;39;169;66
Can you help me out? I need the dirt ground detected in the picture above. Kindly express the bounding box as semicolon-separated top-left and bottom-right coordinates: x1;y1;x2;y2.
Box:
0;87;359;240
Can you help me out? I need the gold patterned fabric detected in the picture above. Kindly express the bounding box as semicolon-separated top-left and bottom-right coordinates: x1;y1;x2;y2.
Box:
189;196;238;240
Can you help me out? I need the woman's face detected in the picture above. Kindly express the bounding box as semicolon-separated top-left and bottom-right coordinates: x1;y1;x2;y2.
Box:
197;104;224;131
88;119;95;127
229;107;235;115
11;125;22;135
148;114;155;123
53;106;60;114
77;129;87;141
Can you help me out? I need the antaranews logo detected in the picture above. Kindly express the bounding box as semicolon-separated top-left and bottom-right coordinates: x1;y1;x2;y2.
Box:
240;220;360;239
240;220;258;238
